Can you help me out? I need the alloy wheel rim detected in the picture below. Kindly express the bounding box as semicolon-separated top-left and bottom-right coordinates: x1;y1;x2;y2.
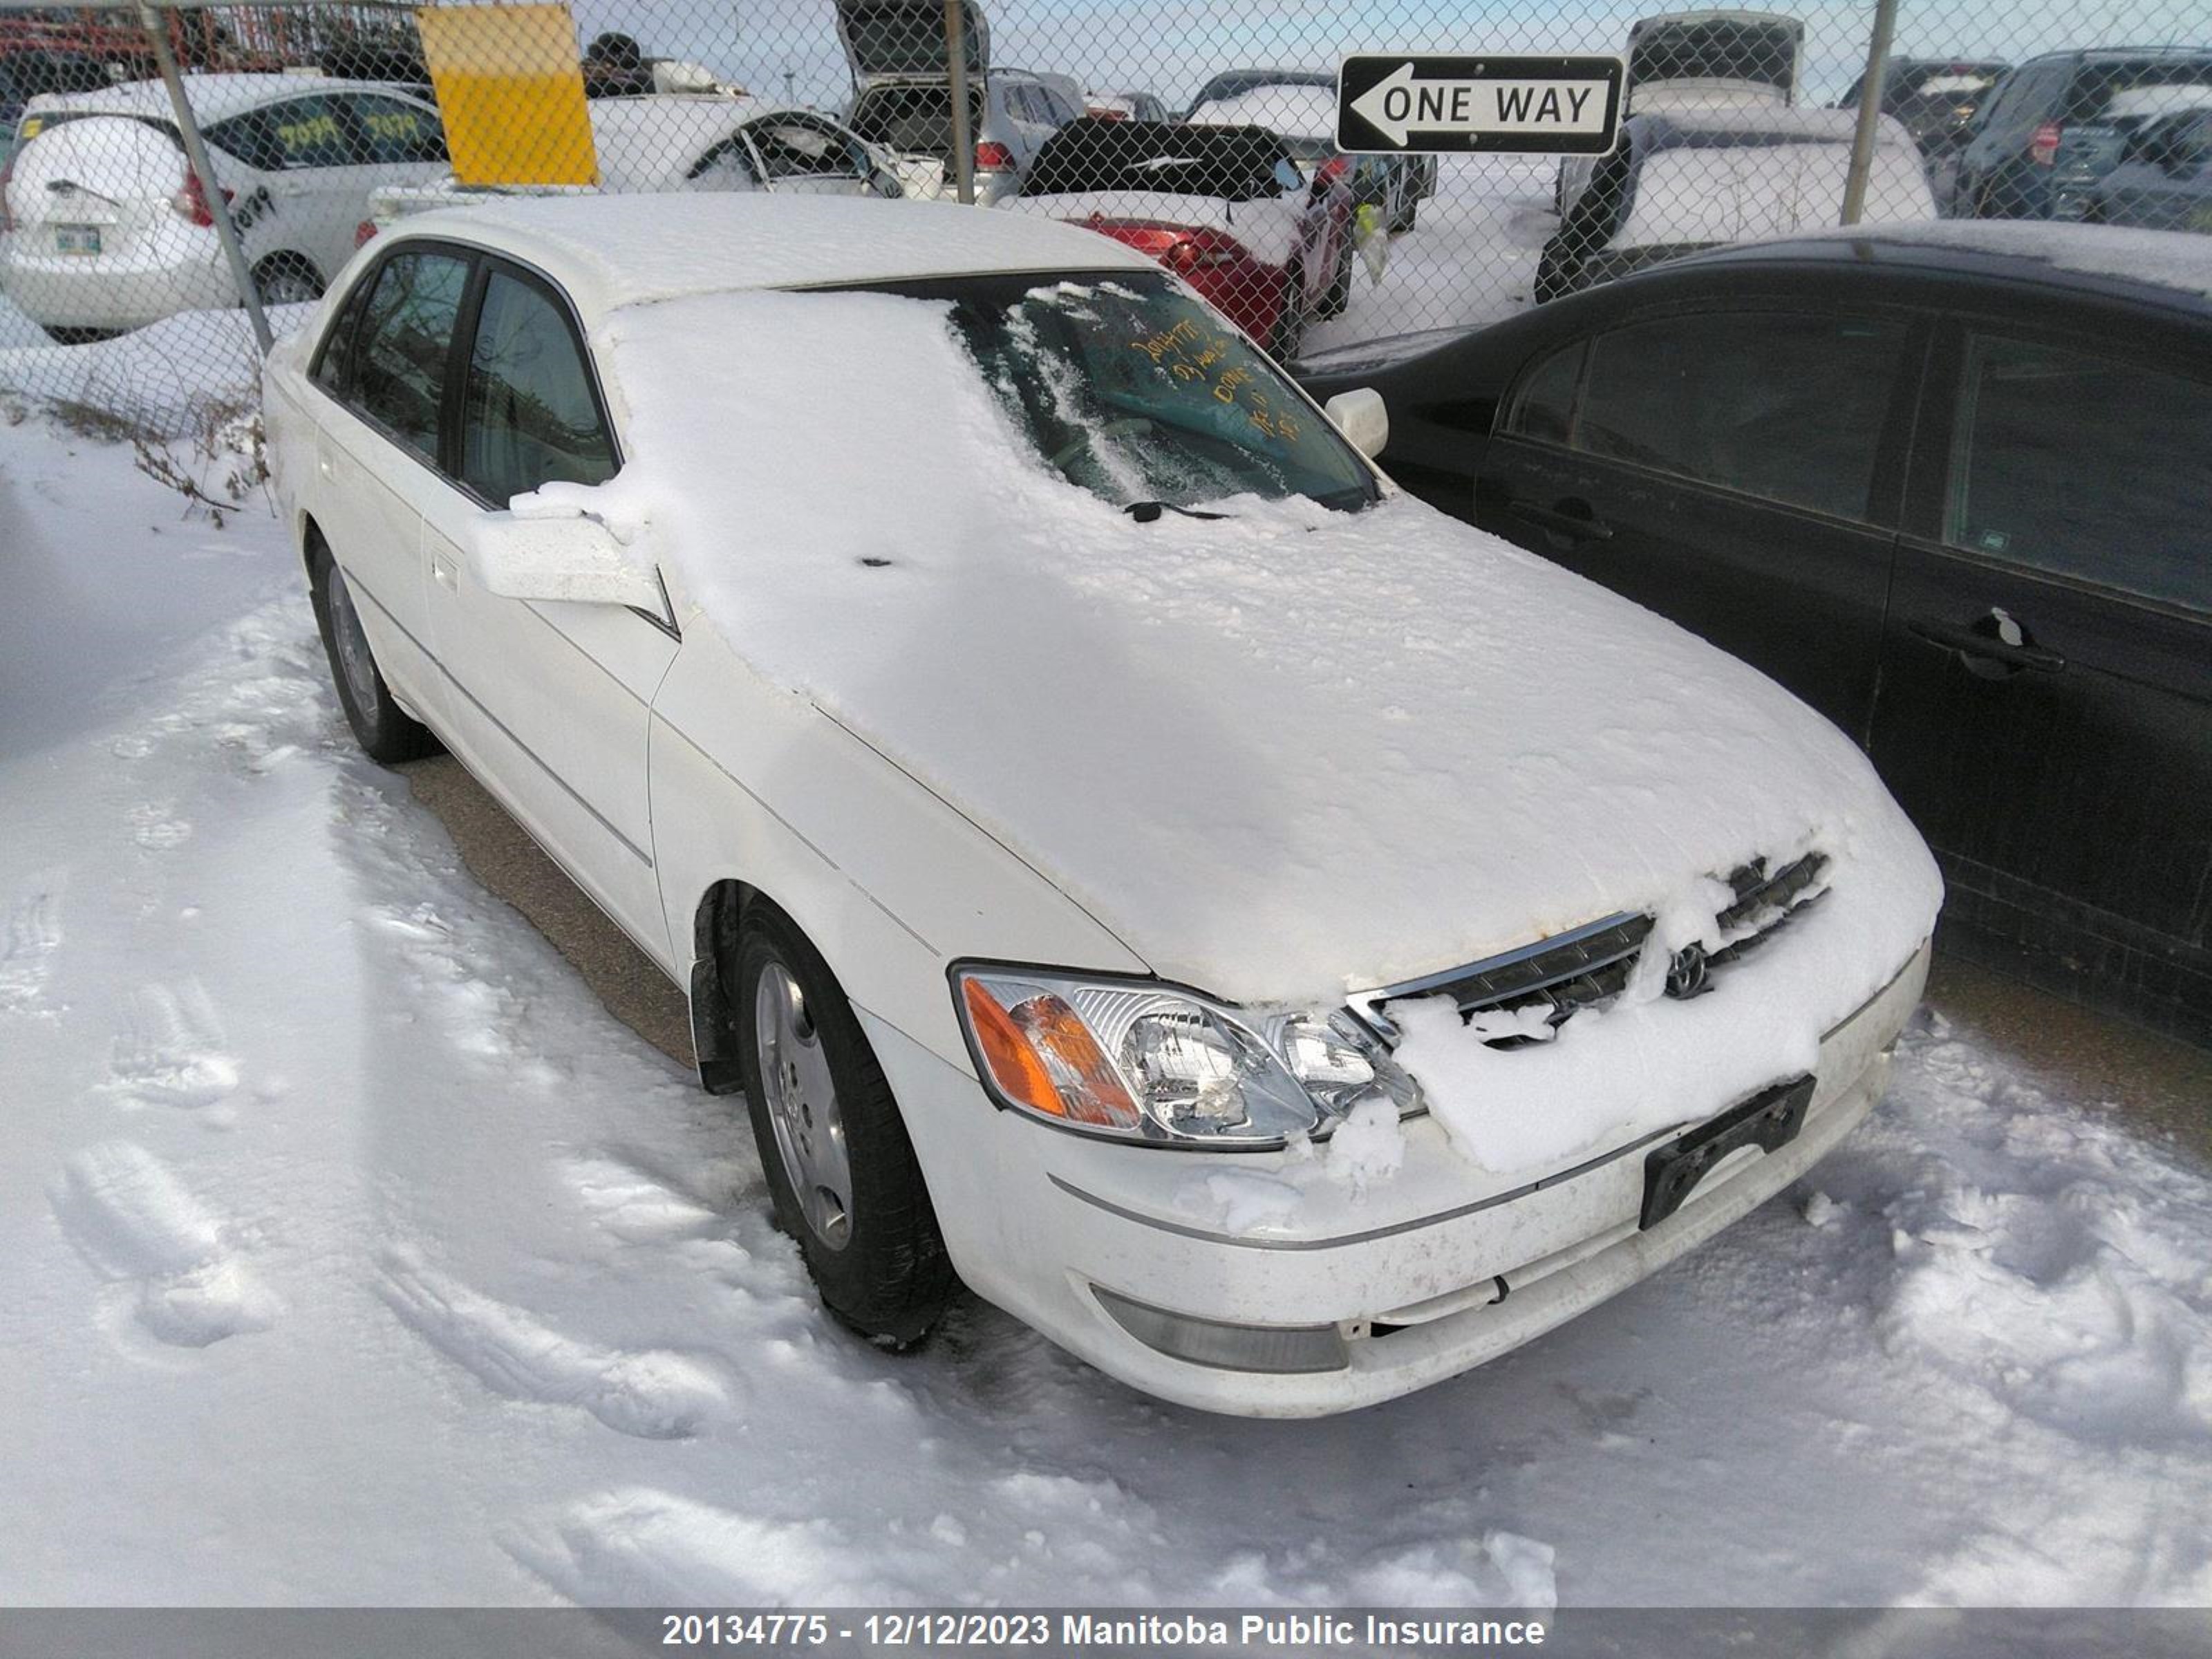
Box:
753;959;854;1250
327;566;381;715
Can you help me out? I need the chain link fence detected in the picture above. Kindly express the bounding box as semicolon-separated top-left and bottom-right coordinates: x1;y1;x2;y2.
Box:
2;0;2207;437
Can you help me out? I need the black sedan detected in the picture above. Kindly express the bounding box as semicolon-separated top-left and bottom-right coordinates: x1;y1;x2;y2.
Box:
1300;227;2212;1042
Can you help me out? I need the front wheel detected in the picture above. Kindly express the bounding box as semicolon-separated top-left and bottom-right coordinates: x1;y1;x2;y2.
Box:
734;902;953;1346
1319;241;1354;319
254;254;324;308
308;538;440;762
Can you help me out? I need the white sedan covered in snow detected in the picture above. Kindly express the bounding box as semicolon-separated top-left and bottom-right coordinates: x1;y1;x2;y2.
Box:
264;193;1939;1416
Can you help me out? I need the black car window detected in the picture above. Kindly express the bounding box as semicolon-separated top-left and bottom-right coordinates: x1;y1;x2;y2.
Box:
344;94;447;165
261;95;361;169
1503;339;1585;446
1570;311;1907;522
312;268;379;396
350;250;469;460
460;269;617;506
1947;336;2209;613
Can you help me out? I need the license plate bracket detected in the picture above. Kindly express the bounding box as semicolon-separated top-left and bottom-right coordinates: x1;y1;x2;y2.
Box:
1640;1073;1815;1230
55;225;102;256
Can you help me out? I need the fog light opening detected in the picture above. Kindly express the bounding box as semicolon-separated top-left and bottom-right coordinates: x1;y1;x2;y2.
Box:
1090;1285;1350;1375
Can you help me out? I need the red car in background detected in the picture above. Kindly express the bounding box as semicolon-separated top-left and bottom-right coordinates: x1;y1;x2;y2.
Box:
1009;116;1353;357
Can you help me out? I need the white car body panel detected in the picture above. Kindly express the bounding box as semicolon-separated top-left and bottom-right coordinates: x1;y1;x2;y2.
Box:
265;194;1938;1415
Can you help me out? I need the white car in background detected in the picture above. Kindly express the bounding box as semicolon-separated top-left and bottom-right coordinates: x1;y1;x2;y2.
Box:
0;74;444;337
366;94;923;233
1537;106;1936;300
263;192;1938;1416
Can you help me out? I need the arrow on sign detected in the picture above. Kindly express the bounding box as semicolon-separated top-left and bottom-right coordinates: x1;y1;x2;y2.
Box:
1350;61;1615;148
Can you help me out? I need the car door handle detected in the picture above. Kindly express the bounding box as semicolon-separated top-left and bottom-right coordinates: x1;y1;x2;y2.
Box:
1908;617;2065;673
431;551;458;592
1508;500;1614;542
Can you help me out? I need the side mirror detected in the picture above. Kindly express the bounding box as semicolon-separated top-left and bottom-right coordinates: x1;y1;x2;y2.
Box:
463;509;664;611
1324;386;1388;459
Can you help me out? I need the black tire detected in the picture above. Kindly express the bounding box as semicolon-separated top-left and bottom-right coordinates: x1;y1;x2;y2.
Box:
307;536;441;763
733;901;954;1347
1389;180;1418;233
1269;265;1306;359
254;254;325;308
1319;242;1353;319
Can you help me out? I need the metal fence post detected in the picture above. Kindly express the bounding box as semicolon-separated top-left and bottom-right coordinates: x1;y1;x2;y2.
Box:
1840;0;1901;226
942;0;975;205
140;0;273;353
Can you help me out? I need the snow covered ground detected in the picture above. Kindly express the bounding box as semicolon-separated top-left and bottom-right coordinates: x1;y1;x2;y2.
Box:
3;401;2211;1610
1305;155;1559;356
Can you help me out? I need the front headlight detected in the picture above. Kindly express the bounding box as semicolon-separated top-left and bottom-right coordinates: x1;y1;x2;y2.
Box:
953;967;1422;1146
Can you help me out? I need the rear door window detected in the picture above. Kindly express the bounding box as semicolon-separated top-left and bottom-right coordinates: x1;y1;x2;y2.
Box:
261;95;361;169
744;115;865;182
343;94;447;164
1946;335;2209;612
458;268;618;505
348;249;470;460
1530;310;1909;523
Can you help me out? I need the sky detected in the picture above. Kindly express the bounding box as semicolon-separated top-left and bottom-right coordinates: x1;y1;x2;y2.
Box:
564;0;2206;113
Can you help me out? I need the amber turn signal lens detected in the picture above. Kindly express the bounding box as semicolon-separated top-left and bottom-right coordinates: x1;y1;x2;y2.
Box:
961;979;1142;1130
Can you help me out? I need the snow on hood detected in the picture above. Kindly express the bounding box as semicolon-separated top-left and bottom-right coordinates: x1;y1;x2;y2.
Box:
522;288;1939;1043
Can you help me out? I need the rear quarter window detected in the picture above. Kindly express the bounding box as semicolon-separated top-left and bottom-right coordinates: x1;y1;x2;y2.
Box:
1947;335;2210;613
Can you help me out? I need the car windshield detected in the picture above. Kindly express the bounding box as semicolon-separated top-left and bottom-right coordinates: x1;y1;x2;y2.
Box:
872;270;1377;512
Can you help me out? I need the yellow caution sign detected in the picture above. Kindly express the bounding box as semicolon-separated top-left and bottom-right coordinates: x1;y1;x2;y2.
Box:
416;3;597;187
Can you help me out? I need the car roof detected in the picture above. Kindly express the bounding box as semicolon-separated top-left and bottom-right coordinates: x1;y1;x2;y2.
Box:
29;72;425;122
1627;106;1909;144
375;191;1156;328
1668;221;2212;315
2017;45;2212;66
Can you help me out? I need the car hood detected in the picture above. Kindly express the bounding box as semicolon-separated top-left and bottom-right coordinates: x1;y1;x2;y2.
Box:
541;285;1940;1011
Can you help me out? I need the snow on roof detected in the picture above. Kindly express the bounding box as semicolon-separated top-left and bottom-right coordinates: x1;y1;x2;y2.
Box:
1188;83;1339;141
27;73;413;124
1635;105;1912;143
1777;220;2212;305
1620;131;1933;247
379;191;1155;324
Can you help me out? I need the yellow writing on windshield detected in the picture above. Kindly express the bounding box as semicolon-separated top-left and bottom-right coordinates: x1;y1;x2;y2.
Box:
1127;314;1300;444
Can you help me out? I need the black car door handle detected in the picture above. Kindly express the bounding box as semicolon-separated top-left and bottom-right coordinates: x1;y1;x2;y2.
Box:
1508;501;1614;542
1909;617;2066;673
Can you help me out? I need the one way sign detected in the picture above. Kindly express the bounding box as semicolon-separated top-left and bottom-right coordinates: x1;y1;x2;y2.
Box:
1335;54;1625;156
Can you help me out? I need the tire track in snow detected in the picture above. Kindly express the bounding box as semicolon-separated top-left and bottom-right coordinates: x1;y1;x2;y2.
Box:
374;1246;731;1439
0;868;64;1015
49;1141;276;1347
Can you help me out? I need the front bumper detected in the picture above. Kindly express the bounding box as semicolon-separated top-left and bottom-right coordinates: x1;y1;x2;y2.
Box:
865;939;1928;1417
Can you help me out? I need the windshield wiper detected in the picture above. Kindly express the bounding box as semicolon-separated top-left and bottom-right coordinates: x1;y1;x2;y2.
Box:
1123;500;1228;523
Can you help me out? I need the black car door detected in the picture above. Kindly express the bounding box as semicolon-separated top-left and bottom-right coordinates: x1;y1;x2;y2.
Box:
1867;314;2212;1035
1474;303;1922;734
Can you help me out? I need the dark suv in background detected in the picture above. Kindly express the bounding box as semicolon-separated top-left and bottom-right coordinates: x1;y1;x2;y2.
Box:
1837;57;2010;154
1956;46;2212;221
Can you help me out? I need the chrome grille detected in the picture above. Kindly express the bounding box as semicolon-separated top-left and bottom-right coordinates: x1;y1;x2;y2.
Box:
1353;850;1829;1048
